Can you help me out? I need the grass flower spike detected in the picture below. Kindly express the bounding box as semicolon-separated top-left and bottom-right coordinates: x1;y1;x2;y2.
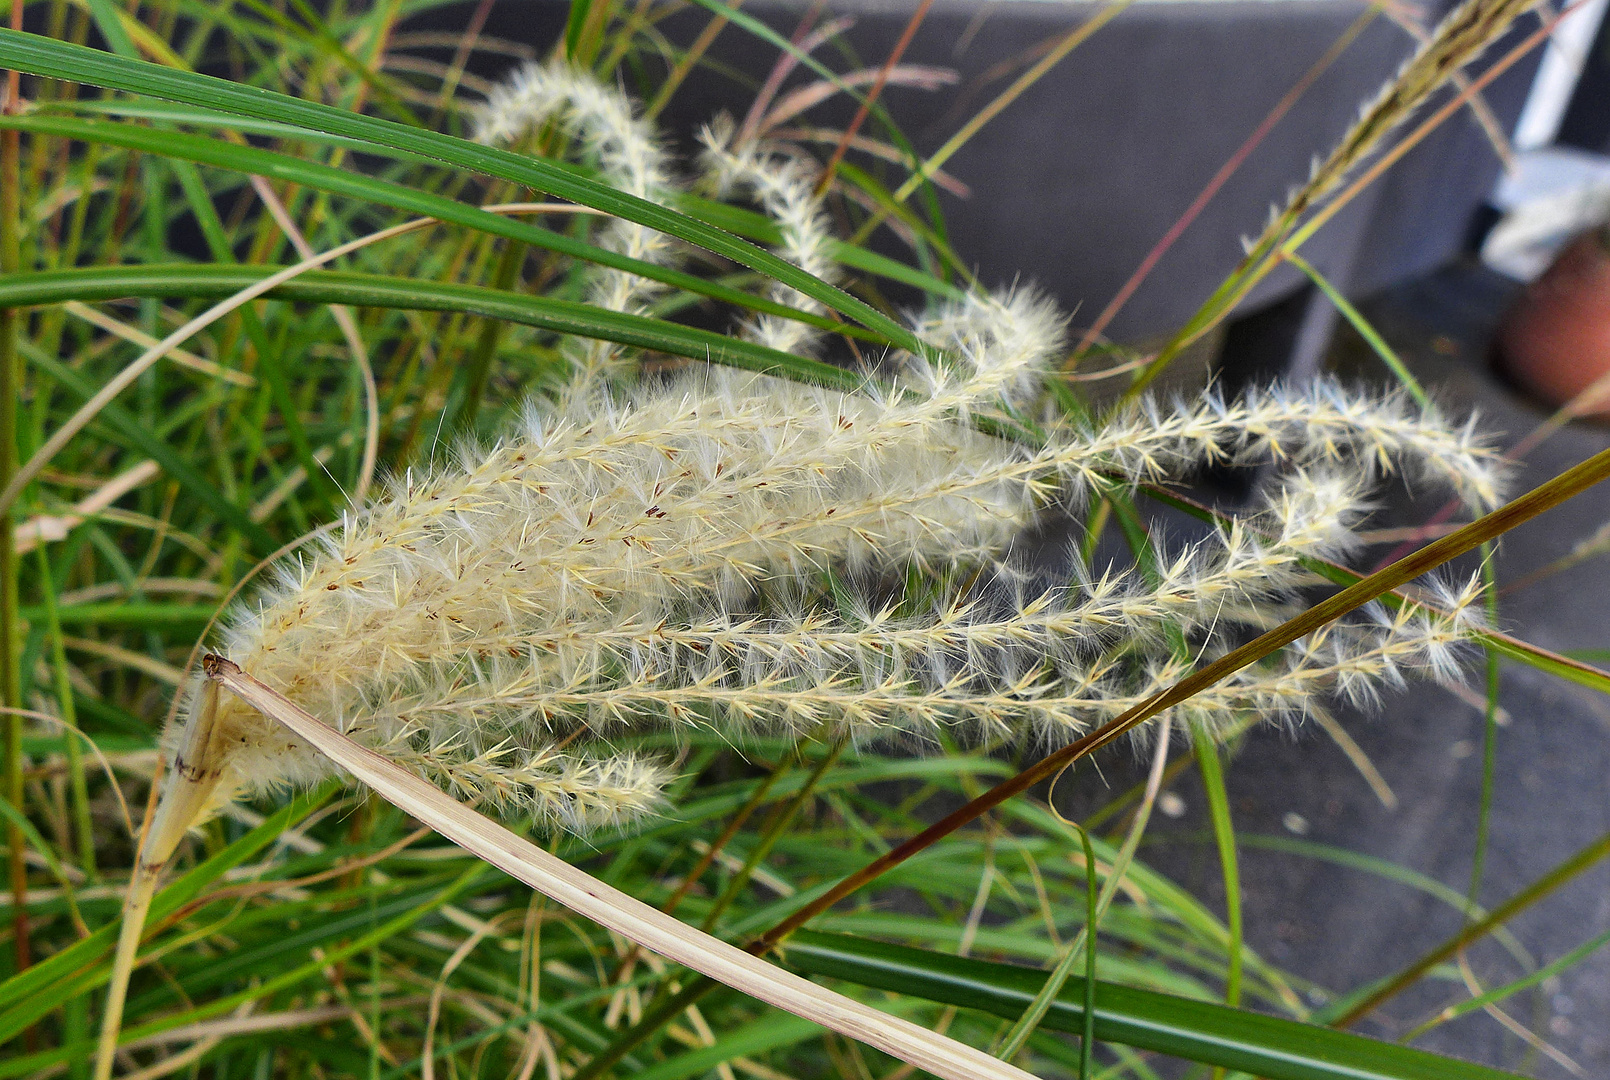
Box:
701;116;840;356
478;61;681;381
96;56;1512;1080
150;371;1503;832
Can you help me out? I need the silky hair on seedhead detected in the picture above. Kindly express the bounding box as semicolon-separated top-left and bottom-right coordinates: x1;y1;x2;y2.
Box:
153;61;1508;838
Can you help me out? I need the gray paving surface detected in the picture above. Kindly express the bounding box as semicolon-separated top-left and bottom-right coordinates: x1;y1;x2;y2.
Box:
1131;262;1610;1078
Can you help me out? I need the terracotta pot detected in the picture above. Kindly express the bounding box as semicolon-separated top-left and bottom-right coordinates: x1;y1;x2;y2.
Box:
1497;225;1610;420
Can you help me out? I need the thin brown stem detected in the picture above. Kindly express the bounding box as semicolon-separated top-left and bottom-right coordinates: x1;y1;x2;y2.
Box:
813;0;933;198
751;445;1610;949
699;735;845;934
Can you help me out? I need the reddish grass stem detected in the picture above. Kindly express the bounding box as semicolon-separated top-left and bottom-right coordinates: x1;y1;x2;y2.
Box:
1071;3;1381;358
752;444;1610;950
813;0;933;198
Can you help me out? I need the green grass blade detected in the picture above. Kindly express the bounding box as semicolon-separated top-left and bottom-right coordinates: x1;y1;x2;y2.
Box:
0;29;923;353
0;784;337;1027
1194;738;1243;1010
22;345;278;555
783;931;1526;1080
1405;926;1610;1038
34;107;965;302
0;114;877;339
2;265;868;392
22;866;488;1076
58;98;385;149
1283;250;1428;408
629;1014;821;1080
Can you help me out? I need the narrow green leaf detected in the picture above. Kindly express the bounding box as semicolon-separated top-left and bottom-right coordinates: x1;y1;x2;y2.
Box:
0;114;878;340
1283;250;1428;408
1407;926;1610;1036
1195;738;1243;1011
0;30;923;352
59;98;383;149
9;866;488;1076
38;107;967;301
783;931;1525;1080
0;787;75;895
82;0;138;60
2;265;867;393
0;784;337;1029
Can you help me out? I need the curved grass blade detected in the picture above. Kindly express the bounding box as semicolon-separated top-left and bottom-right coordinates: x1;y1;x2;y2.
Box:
44;101;968;302
0;29;922;353
783;930;1525;1080
0;265;867;393
37;104;966;302
4;866;489;1078
0;113;877;340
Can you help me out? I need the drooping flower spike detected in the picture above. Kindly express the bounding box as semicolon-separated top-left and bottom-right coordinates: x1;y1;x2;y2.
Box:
143;63;1507;835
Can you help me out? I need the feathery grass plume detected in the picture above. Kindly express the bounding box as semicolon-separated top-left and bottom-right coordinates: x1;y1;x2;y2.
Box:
103;303;1503;1080
100;82;1510;1075
1300;0;1541;216
700;116;840;356
151;368;1502;834
337;467;1480;752
477;61;681;381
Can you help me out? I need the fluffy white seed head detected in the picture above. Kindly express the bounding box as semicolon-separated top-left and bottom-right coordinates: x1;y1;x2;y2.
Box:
169;347;1502;832
478;61;681;381
699;116;841;357
161;85;1508;832
902;288;1068;414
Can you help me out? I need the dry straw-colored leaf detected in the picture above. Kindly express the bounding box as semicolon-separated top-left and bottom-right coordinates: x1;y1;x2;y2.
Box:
202;654;1039;1080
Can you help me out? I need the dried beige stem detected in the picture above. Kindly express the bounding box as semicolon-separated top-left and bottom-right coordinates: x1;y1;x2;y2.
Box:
204;656;1038;1080
14;459;159;554
96;678;231;1080
62;303;253;386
